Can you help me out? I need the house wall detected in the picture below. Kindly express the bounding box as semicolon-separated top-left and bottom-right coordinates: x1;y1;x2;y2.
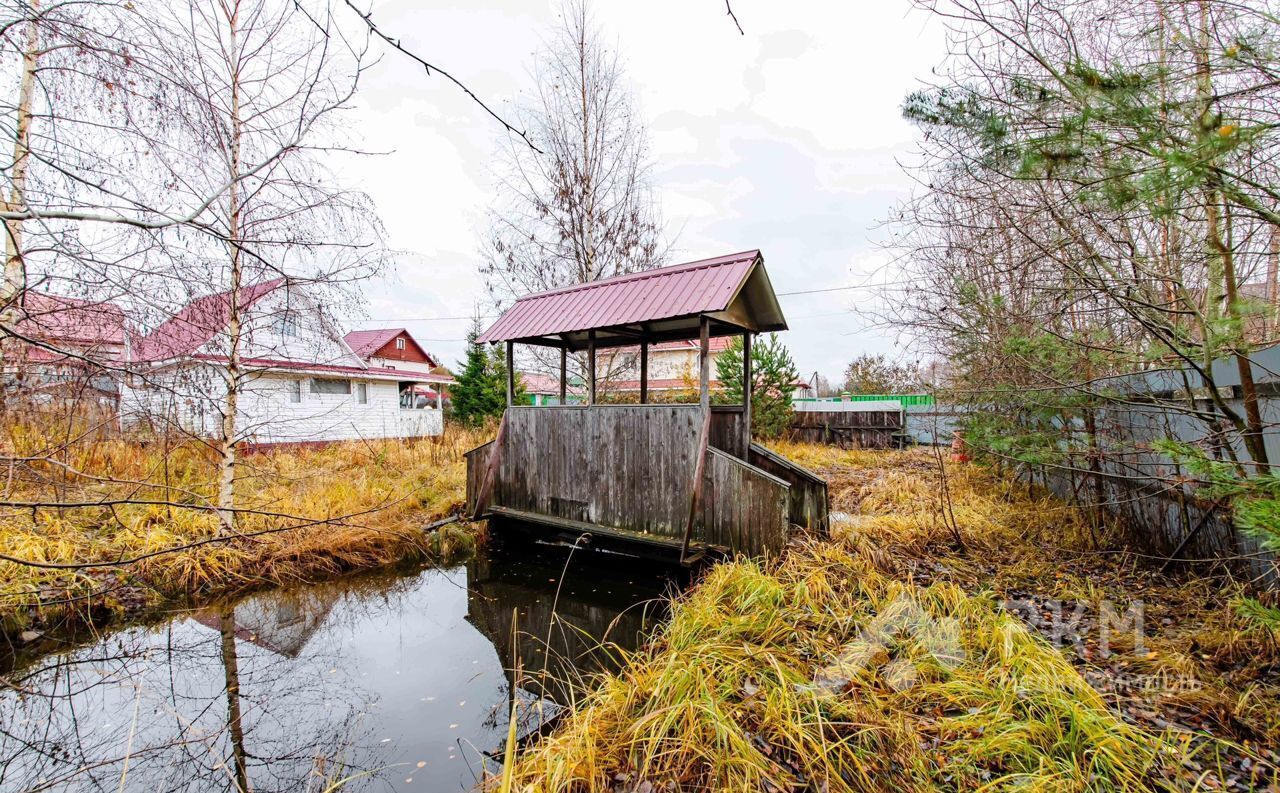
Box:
369;355;436;375
122;366;443;442
367;331;436;370
601;348;700;382
195;286;363;368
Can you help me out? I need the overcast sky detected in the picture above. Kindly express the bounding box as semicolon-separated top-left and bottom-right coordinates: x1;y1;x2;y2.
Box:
341;0;945;383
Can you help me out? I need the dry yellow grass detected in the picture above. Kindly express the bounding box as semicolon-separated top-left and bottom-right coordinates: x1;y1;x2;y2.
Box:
0;417;492;634
500;445;1279;791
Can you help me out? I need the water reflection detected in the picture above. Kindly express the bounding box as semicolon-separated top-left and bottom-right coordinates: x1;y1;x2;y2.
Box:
0;534;682;792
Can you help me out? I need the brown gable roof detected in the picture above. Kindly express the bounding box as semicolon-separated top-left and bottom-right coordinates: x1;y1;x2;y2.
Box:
342;328;439;367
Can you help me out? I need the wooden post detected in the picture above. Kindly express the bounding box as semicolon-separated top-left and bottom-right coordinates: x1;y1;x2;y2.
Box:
698;316;710;413
505;341;514;406
587;330;597;405
742;331;752;453
639;340;649;404
559;345;567;404
436;382;443;410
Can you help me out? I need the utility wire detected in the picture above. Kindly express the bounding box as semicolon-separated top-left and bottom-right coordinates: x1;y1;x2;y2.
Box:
348;282;897;325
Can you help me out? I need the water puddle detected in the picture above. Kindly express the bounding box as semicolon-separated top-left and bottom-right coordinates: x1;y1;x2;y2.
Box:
0;533;685;792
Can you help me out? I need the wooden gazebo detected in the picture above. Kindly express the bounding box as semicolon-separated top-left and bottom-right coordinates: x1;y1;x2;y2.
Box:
465;250;827;562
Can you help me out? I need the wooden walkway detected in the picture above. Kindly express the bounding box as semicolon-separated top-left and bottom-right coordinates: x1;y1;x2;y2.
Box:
466;404;827;560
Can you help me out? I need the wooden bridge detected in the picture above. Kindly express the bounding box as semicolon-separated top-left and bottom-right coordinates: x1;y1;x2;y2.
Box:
465;251;828;562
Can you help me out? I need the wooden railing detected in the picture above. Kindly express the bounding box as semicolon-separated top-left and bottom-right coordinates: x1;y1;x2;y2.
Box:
700;447;790;555
463;404;821;558
749;443;830;533
489;405;703;538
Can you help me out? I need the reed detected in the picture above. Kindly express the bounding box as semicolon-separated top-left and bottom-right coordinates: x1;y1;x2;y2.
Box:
505;541;1189;791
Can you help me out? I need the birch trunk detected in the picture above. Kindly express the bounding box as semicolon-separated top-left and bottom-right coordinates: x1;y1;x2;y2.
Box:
217;0;245;532
2;2;39;321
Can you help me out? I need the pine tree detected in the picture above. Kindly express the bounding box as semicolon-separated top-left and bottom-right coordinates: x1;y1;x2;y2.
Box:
450;317;507;426
715;333;799;439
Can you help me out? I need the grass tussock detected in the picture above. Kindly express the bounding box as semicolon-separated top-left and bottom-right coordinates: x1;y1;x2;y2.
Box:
0;416;492;635
505;446;1279;791
506;541;1190;791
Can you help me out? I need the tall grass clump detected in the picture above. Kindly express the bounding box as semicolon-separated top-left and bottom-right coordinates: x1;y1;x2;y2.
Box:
504;540;1191;791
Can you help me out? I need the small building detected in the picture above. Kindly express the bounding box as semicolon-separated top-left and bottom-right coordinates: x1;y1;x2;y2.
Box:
123;279;448;444
467;250;828;562
344;327;453;410
3;291;126;405
519;371;583;406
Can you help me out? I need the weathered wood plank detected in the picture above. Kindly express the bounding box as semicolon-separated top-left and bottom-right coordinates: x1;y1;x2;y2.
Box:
788;409;902;449
701;447;790;556
749;443;830;533
465;405;827;559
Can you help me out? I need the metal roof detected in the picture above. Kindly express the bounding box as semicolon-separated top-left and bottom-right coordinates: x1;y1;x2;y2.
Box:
476;250;787;350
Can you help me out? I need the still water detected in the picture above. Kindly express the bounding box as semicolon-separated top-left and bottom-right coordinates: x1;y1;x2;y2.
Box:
0;533;685;792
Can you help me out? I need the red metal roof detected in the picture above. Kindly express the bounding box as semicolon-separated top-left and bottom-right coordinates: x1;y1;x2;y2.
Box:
343;328;440;367
476;251;763;345
132;278;284;362
16;292;126;348
344;328;402;358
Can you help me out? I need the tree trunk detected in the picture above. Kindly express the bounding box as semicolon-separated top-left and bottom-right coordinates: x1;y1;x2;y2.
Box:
219;608;251;793
2;1;39;322
217;0;244;533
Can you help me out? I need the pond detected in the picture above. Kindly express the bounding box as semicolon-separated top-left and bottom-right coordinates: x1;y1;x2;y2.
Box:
0;532;687;792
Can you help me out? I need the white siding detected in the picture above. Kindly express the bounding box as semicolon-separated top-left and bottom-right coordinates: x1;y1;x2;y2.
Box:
122;367;443;443
195;285;364;369
368;355;436;375
239;375;442;443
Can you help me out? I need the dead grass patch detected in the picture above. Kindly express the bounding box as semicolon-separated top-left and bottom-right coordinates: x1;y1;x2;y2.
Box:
502;445;1279;791
0;419;491;635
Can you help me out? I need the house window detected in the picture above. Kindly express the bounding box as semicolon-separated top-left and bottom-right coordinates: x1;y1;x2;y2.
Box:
356;382;368;404
275;312;298;338
287;379;302;403
395;337;406;350
310;378;350;395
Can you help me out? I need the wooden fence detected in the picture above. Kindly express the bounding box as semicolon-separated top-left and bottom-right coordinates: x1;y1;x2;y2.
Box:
788;409;902;449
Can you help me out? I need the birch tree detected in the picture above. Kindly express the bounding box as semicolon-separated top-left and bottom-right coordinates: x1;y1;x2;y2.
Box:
141;0;386;532
481;0;665;389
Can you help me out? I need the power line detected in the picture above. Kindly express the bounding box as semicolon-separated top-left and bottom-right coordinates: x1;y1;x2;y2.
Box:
349;283;896;325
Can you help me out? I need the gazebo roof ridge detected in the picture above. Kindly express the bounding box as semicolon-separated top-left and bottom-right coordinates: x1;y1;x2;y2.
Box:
476;249;786;348
512;250;761;301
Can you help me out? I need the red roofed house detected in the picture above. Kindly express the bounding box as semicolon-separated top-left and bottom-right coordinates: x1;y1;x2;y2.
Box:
3;291;127;405
122;280;450;443
343;328;452;410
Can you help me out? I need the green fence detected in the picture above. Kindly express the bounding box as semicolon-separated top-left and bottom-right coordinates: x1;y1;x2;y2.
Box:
794;394;935;408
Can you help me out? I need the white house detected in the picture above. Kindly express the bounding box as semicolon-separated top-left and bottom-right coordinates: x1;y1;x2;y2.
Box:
3;291;127;406
122;279;450;445
343;328;451;410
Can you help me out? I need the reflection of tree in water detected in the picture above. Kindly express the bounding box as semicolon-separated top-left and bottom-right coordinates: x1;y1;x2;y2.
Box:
0;539;684;793
0;584;389;792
